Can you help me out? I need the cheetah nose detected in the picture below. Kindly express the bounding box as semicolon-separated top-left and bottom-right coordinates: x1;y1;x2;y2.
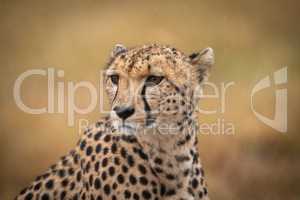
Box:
113;106;135;120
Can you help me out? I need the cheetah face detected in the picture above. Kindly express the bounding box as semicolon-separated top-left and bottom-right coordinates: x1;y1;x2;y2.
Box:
104;44;214;134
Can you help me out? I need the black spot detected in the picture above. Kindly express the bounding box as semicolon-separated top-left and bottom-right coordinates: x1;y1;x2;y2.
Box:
45;179;54;189
76;171;82;182
94;178;101;189
124;190;131;199
198;191;203;198
24;193;33;200
154;157;163;165
138;149;148;160
70;182;75;190
166;174;176;180
73;154;80;164
121;135;137;143
160;184;166;196
152;188;158;194
127;155;135;166
62;158;68;166
84;182;89;191
101;171;107;181
114;157;120;165
167;162;173;168
133;193;140;200
80;159;85;169
95;143;102;153
96;195;103;200
165;189;176;196
104;134;111;142
95;161;100;171
34;182;42;191
112;182;118;190
103;184;111;195
41;193;50;200
111;143;118;153
117;174;125;184
151;181;157;186
80;140;86;150
120;148;127;158
188;187;194;196
193;153;199;163
142;190;152;199
85;161;91;173
108;166;115;176
61;178;69;187
96;121;103;127
129;174;137;185
92;155;96;162
19;187;27;195
177;138;187;146
102;158;108;167
60;191;66;200
191;178;199;189
122;165;128;173
138;164;147;174
94;131;102;140
82;192;86;200
175;155;190;162
154;167;163;173
103;147;109;155
89;175;94;186
91;154;95;161
58;169;66;177
68;168;75;175
183;169;190;176
185;134;191;142
139;176;148;185
73;194;79;200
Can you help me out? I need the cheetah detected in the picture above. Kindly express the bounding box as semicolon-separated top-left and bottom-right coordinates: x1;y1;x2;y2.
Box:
16;44;214;200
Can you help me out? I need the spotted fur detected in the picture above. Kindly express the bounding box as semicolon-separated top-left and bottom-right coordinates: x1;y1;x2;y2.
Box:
16;44;214;200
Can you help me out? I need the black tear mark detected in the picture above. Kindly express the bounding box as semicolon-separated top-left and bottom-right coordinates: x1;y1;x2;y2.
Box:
141;85;155;126
112;86;119;103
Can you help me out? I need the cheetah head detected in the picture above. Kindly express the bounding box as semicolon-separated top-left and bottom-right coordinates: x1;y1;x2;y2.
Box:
104;44;214;134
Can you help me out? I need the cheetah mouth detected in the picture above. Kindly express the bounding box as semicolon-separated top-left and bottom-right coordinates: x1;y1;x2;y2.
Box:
117;122;138;134
145;117;156;128
116;119;157;134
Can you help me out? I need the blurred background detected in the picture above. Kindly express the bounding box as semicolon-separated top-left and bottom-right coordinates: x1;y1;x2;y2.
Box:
0;0;299;199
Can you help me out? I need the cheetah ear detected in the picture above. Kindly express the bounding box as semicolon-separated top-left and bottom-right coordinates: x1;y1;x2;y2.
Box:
111;44;127;58
188;47;214;83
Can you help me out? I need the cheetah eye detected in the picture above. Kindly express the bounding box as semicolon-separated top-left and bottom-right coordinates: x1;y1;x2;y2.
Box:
145;75;164;86
109;75;119;85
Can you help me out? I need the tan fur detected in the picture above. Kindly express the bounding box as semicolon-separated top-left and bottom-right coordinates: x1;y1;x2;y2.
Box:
16;44;214;200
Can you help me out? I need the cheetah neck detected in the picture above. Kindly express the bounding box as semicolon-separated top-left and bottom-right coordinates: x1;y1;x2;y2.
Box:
135;114;201;188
